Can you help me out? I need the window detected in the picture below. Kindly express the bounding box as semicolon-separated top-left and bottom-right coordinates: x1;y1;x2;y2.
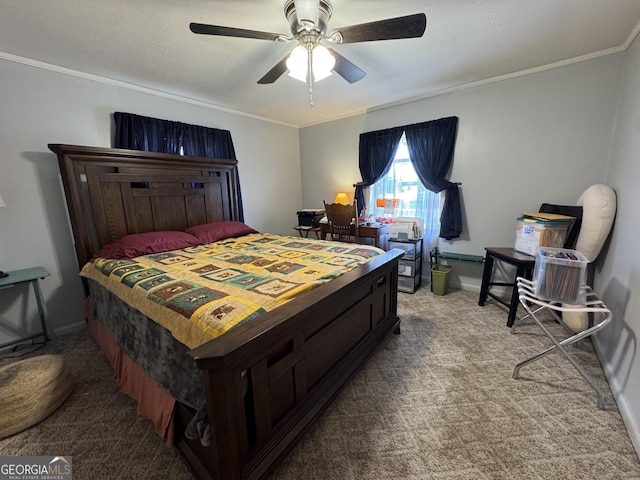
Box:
367;133;441;247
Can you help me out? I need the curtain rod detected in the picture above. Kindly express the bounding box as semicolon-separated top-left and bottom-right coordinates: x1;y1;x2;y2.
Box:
353;181;462;186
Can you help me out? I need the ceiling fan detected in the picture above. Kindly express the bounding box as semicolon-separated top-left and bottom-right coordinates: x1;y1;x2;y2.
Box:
189;0;427;88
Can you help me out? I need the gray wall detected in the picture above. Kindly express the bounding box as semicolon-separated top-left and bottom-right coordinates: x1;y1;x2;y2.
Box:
300;51;640;452
0;58;301;343
300;53;622;291
593;31;640;453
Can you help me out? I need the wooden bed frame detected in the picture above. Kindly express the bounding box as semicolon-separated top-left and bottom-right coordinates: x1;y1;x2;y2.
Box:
50;144;403;480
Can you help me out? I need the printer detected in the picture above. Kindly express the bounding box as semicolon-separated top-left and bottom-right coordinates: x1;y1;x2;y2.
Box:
388;217;423;240
297;209;325;228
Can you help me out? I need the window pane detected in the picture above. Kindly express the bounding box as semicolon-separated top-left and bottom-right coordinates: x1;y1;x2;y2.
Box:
367;133;440;247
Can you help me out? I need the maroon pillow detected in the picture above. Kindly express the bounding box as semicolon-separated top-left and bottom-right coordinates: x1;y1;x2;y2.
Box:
185;221;258;244
94;231;201;259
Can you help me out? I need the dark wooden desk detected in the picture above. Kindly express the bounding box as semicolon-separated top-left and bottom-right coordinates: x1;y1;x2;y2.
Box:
319;222;389;249
293;226;321;239
478;247;535;327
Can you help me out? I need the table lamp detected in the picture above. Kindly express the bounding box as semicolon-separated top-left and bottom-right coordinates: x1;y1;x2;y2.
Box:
334;192;349;205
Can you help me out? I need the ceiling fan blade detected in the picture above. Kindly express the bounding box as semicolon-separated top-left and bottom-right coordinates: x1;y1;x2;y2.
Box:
190;23;284;42
327;48;366;84
257;56;290;84
331;13;426;44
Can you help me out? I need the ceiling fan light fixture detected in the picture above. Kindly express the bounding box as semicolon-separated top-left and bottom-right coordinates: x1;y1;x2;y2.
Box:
312;44;335;81
286;44;309;81
286;43;335;83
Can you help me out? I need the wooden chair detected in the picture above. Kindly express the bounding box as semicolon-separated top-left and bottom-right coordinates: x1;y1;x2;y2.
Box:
478;203;583;327
323;200;359;243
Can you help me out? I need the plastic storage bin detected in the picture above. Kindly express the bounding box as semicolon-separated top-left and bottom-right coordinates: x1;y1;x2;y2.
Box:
431;264;452;296
388;239;417;259
392;238;423;293
398;259;417;277
533;247;587;303
399;275;421;293
514;218;571;256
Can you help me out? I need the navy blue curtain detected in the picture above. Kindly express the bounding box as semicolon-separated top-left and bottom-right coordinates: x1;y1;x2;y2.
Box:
355;126;404;214
113;112;243;221
181;123;237;159
405;116;461;240
114;113;180;153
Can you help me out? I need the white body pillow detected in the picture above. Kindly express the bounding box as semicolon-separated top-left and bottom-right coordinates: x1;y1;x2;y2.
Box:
574;184;617;263
563;184;616;332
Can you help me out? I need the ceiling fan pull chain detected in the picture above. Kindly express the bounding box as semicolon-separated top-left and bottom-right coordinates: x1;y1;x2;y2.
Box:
307;46;314;107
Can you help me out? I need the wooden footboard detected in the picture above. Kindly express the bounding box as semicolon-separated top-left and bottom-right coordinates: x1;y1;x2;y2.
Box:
180;248;403;480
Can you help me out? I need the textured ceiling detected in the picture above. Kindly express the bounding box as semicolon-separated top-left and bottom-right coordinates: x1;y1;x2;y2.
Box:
1;0;640;127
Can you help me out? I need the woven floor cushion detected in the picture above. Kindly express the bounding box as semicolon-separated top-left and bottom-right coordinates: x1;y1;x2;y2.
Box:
0;354;74;439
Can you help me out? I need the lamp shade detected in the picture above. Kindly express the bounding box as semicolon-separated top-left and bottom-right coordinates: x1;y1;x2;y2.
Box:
311;45;335;81
286;44;335;83
286;45;309;82
334;192;349;204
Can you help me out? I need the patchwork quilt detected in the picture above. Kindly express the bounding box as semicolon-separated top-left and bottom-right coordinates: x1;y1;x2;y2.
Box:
81;233;383;349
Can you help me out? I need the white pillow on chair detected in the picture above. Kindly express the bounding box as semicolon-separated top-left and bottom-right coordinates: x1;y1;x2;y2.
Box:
563;184;616;333
574;184;617;263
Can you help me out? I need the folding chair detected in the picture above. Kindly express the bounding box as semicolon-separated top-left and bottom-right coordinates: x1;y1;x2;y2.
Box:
512;276;612;409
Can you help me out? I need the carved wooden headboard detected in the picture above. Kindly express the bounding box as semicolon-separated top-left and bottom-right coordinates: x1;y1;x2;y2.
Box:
49;144;241;267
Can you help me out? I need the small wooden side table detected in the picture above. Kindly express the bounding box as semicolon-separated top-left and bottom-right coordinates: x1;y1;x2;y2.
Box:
293;226;321;239
0;267;51;349
478;247;535;327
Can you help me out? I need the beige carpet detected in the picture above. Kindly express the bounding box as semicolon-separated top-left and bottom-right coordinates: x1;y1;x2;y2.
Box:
1;287;639;480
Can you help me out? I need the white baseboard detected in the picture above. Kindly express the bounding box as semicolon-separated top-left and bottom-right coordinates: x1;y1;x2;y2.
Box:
593;335;640;458
53;321;86;337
